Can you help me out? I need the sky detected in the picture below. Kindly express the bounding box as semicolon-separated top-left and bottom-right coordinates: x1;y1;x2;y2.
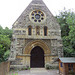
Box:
0;0;75;29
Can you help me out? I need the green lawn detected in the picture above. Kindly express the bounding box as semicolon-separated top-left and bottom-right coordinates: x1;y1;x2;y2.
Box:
12;73;18;75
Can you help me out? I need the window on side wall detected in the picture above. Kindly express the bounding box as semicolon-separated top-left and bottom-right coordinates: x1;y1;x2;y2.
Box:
44;26;47;36
36;26;40;35
68;64;73;71
60;62;63;67
28;26;32;35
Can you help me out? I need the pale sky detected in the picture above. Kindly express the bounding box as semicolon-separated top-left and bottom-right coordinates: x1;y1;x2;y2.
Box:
0;0;75;29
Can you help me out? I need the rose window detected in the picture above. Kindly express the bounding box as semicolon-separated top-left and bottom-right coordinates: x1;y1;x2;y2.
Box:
29;10;46;23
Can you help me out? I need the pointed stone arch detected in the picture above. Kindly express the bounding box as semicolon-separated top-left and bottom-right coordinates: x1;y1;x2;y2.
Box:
24;40;50;54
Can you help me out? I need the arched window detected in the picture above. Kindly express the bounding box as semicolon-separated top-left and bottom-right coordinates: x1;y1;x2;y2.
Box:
44;26;47;36
28;26;32;35
36;26;40;35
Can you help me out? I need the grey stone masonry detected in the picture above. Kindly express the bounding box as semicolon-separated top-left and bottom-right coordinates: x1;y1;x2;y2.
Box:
9;0;63;67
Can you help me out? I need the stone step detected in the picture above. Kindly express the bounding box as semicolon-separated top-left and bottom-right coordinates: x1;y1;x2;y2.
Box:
30;68;47;73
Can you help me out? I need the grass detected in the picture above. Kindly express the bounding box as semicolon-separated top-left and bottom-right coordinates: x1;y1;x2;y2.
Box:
12;73;18;75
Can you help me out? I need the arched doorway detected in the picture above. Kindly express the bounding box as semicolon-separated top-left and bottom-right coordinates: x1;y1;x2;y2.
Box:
30;46;44;68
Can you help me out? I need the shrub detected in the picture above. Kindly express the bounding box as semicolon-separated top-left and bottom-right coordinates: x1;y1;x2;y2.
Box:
45;63;59;70
22;66;30;70
45;63;50;70
69;71;75;75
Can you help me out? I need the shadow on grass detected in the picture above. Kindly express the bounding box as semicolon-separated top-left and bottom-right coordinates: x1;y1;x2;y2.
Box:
8;73;18;75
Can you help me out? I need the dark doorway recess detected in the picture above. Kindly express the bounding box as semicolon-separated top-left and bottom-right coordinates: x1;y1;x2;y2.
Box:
30;46;44;68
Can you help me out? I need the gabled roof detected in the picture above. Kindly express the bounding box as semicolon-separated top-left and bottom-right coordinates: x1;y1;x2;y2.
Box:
13;0;61;30
59;57;75;63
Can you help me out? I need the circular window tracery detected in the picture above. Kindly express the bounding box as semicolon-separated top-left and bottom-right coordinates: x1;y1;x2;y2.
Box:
29;10;46;23
35;14;40;19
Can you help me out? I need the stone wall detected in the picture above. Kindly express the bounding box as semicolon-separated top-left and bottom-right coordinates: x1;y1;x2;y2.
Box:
9;0;63;68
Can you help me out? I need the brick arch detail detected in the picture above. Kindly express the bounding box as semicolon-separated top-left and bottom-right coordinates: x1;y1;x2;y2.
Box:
24;40;51;54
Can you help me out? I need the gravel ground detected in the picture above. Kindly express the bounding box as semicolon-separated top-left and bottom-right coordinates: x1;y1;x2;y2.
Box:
8;68;59;75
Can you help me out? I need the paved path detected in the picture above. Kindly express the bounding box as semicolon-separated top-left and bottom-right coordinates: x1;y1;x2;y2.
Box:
9;68;59;75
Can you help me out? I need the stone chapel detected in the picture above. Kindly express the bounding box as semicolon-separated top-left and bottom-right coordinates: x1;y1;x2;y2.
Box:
9;0;63;68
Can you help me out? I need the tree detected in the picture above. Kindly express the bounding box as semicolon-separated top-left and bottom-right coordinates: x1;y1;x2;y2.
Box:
0;25;4;34
56;9;75;57
3;27;13;39
0;26;12;63
0;35;10;62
